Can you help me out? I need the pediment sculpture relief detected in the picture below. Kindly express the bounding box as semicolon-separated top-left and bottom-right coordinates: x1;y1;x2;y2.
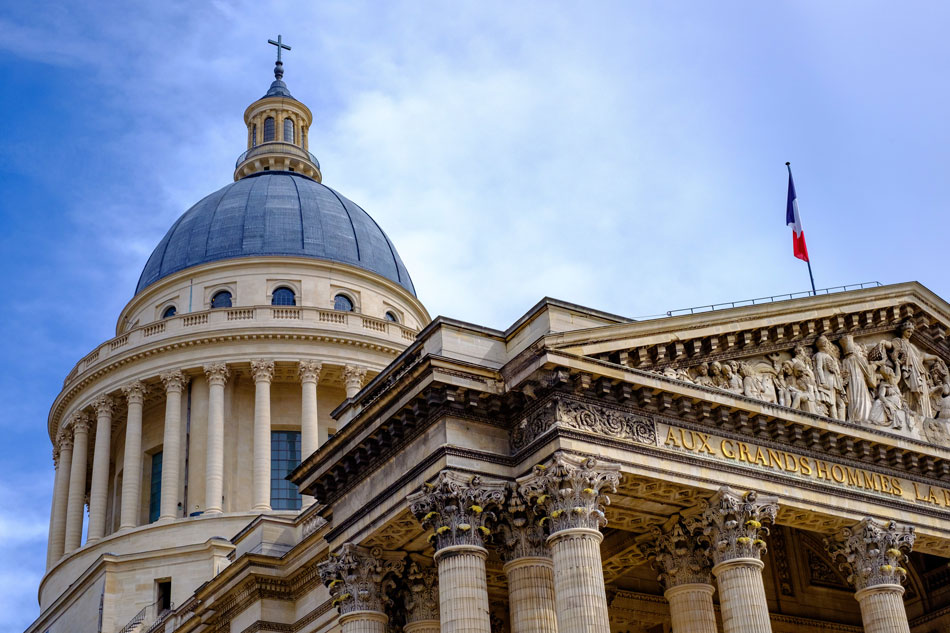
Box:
654;321;950;445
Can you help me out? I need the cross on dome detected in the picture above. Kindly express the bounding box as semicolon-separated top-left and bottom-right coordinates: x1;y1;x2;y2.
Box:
268;34;291;63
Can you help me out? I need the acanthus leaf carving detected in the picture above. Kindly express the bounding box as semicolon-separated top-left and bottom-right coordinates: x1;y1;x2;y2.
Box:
641;516;713;589
408;471;507;551
699;486;778;565
824;517;915;592
317;543;405;615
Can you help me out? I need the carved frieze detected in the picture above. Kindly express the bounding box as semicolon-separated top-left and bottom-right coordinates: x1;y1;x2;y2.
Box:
512;397;657;451
650;321;950;446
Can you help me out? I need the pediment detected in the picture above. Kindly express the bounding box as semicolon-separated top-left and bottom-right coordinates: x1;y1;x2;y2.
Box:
550;282;950;446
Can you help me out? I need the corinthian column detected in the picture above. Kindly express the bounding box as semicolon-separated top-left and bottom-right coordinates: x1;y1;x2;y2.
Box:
517;452;621;633
701;487;778;633
825;518;915;633
203;363;229;514
298;360;321;507
318;543;405;633
47;431;73;567
643;518;717;633
343;364;367;399
64;414;91;553
409;471;507;633
251;360;275;512
497;486;557;633
159;370;188;521
87;396;115;543
119;381;147;529
405;561;440;633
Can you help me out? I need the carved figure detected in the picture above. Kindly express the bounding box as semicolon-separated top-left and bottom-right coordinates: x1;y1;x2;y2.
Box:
869;359;909;430
721;361;743;394
813;336;846;420
693;363;715;387
709;362;724;388
739;362;763;399
790;357;819;414
882;321;939;419
839;335;878;423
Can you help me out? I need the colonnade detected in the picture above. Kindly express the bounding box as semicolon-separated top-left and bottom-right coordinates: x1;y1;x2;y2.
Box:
45;360;369;568
320;452;918;633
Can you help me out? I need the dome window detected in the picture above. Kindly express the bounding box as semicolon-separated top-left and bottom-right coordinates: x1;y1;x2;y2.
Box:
334;294;354;312
283;118;294;144
272;287;296;306
263;117;275;142
161;305;177;319
211;290;233;309
384;311;399;323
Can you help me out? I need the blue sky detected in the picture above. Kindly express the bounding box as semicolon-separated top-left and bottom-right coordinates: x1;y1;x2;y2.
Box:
1;2;948;629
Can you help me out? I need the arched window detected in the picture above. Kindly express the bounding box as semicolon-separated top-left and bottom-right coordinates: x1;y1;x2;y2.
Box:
161;305;177;319
211;290;232;309
272;287;296;306
334;294;354;312
252;123;258;147
384;311;398;323
283;118;294;144
263;117;275;142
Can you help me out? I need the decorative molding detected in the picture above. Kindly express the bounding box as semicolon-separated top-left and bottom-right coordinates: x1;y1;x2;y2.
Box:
512;397;656;451
495;483;549;562
700;486;778;565
121;380;147;404
408;470;507;551
92;394;114;417
343;364;368;393
641;517;712;589
69;412;92;434
825;517;916;591
518;451;621;534
769;525;795;596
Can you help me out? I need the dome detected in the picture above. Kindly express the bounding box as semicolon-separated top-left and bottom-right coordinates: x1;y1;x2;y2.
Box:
136;171;416;295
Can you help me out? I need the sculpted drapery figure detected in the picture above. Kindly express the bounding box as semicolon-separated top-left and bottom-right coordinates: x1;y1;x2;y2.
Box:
883;321;938;419
814;335;846;420
840;335;877;423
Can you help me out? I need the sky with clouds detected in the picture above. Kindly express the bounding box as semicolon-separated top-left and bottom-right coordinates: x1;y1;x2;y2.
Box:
1;1;948;630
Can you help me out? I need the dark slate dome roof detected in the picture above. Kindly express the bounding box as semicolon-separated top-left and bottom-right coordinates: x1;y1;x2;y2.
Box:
136;172;415;296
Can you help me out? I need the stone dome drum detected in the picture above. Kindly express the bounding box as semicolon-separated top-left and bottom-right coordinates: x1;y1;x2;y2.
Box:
136;171;415;295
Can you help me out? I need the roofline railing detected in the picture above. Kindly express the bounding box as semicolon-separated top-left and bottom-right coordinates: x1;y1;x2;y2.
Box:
235;142;320;169
634;281;884;320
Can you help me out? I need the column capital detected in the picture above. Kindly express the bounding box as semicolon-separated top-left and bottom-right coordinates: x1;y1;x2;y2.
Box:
408;470;507;552
160;369;189;393
642;516;713;589
298;360;322;383
69;412;92;434
700;486;778;566
121;380;148;405
825;518;915;592
92;395;114;417
203;362;230;386
57;428;74;452
517;451;621;534
250;359;275;383
496;483;550;562
52;443;60;467
406;560;439;623
343;364;367;390
318;543;405;614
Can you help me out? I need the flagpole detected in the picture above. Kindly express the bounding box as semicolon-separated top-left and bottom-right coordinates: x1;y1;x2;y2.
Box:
786;162;817;296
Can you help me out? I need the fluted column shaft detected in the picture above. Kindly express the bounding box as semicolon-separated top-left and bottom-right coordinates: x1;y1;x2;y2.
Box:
713;559;771;633
87;397;114;542
665;583;718;633
504;556;557;633
64;417;91;552
548;529;610;633
204;363;229;514
251;360;274;512
436;545;492;633
404;621;441;633
160;372;187;520
120;383;146;529
298;361;321;507
855;585;910;633
47;436;72;567
340;612;387;633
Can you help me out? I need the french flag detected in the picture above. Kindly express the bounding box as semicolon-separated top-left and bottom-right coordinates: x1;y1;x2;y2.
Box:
785;163;809;262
